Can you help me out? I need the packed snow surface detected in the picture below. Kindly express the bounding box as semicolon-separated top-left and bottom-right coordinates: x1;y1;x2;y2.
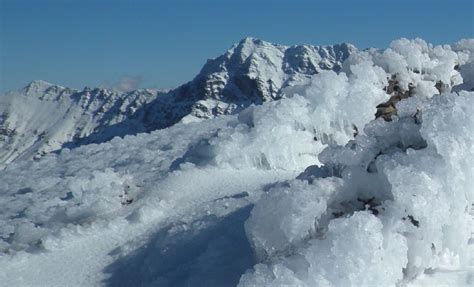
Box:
0;38;473;286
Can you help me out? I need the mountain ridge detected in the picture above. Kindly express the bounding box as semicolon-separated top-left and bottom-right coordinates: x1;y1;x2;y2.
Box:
0;37;356;165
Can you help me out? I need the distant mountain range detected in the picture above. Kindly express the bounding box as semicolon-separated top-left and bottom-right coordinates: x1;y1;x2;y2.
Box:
0;38;356;166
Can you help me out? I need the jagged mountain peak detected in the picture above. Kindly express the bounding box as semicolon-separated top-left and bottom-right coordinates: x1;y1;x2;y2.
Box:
23;80;62;94
237;36;266;45
227;37;357;66
233;37;279;50
19;80;76;101
231;37;285;58
24;79;54;89
189;38;357;109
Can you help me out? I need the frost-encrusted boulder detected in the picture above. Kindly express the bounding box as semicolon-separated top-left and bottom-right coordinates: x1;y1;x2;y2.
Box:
241;90;474;286
367;38;470;120
239;38;474;286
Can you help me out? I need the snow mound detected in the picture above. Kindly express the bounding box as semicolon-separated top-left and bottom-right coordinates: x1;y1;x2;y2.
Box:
241;38;474;286
242;91;474;286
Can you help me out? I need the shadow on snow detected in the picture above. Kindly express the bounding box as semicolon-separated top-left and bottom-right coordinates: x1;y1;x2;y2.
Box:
102;205;255;287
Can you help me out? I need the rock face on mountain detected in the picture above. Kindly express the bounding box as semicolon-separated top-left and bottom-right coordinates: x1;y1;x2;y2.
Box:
147;38;356;125
0;38;356;165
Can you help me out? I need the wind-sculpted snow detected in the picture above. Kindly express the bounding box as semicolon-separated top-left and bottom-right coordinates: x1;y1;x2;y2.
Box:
241;91;474;286
0;38;473;286
241;39;474;286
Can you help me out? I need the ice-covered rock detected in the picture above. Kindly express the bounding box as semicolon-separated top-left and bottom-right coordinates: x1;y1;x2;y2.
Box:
240;91;474;286
238;38;474;286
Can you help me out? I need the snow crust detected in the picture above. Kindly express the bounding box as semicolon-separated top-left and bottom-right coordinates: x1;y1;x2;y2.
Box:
0;38;473;286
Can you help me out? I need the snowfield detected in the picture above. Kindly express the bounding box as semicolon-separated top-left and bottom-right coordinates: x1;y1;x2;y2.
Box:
0;38;473;286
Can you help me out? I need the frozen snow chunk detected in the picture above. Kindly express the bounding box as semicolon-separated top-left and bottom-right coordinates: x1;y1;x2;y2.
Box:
245;177;343;261
300;67;388;145
390;38;430;73
302;212;407;286
454;38;474;55
421;91;474;204
62;168;137;224
413;80;439;98
212;96;319;170
421;92;474;175
318;135;379;169
241;212;407;286
372;48;409;75
8;221;48;251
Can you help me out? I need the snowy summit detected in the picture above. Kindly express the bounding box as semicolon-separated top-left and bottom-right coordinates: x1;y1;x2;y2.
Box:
0;37;473;287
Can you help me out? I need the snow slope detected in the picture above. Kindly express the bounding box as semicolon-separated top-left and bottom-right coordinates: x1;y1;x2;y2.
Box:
0;38;473;286
0;38;354;166
0;81;161;166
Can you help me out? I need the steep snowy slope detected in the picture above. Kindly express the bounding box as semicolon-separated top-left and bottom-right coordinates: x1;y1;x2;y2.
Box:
0;38;355;166
0;81;161;166
0;38;472;286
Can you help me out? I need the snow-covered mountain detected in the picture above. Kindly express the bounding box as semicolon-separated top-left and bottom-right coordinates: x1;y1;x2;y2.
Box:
0;38;473;287
0;38;355;166
0;81;161;166
152;38;356;123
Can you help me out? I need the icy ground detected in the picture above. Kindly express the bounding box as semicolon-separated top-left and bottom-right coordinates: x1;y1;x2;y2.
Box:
1;38;474;286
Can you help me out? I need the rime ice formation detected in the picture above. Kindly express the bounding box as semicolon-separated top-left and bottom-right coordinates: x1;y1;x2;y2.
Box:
0;38;473;286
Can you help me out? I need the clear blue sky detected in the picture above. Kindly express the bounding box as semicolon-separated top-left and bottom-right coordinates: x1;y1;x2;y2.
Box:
1;0;473;93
